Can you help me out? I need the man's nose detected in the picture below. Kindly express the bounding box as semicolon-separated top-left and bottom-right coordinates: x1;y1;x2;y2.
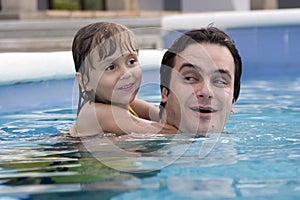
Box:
195;80;213;99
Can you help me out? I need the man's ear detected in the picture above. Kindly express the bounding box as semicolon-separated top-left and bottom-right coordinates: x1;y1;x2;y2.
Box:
231;99;236;113
75;72;85;89
161;87;169;103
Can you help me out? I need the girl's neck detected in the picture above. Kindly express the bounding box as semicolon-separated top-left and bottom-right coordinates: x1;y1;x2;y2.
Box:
95;99;129;110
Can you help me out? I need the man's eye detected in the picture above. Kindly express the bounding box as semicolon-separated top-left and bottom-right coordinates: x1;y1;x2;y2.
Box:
214;79;229;87
185;76;195;81
184;76;198;83
105;64;116;71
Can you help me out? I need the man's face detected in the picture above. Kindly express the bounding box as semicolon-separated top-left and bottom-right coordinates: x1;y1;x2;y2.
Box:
161;43;235;133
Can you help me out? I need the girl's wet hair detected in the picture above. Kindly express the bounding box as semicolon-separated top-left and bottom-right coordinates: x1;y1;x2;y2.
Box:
72;22;138;72
72;22;138;115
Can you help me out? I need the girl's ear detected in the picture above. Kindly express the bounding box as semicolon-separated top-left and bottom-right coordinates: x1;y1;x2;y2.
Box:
75;72;85;89
161;87;169;103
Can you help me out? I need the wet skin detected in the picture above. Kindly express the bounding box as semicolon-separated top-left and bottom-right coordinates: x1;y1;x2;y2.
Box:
162;43;235;133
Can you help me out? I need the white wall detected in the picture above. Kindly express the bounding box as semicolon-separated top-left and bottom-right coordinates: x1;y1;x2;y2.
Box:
232;0;250;10
162;8;300;30
1;0;38;12
137;0;250;12
139;0;164;11
181;0;250;12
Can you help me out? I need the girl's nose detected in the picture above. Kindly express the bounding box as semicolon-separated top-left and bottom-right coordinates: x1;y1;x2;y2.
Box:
119;65;132;80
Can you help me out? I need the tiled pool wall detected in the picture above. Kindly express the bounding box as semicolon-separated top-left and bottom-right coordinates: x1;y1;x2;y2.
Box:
163;25;300;79
162;9;300;79
227;25;300;78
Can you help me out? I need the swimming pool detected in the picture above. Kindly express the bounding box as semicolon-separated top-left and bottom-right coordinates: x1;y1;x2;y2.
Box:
0;48;299;199
1;8;300;199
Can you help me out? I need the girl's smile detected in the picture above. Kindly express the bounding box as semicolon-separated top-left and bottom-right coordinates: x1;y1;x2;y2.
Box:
87;51;142;105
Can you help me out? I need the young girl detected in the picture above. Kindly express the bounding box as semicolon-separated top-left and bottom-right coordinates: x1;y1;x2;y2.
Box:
69;22;177;137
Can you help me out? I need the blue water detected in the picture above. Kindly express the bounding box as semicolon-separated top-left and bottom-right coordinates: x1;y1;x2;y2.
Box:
0;74;300;199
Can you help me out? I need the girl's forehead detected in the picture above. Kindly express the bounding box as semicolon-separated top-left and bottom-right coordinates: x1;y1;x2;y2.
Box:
88;47;137;65
97;35;137;56
83;31;138;69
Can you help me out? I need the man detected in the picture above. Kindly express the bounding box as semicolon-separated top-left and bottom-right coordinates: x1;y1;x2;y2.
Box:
159;27;242;134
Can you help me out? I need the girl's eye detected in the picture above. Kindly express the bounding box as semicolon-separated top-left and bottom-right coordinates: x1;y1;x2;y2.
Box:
127;58;137;66
105;64;116;71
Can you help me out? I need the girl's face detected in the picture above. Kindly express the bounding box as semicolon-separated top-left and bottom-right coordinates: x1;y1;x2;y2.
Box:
87;48;141;107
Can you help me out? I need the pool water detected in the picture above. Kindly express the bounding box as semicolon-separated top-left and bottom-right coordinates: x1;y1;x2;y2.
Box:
0;75;300;199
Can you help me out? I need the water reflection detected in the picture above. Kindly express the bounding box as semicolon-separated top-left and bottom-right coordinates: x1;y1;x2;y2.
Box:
0;134;141;199
0;127;240;199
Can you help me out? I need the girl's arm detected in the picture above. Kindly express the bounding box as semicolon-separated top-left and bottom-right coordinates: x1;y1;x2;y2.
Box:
129;98;160;122
70;102;177;137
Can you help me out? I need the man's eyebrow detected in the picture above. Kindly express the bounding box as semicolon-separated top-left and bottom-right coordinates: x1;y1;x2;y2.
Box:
179;63;232;79
179;63;202;72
